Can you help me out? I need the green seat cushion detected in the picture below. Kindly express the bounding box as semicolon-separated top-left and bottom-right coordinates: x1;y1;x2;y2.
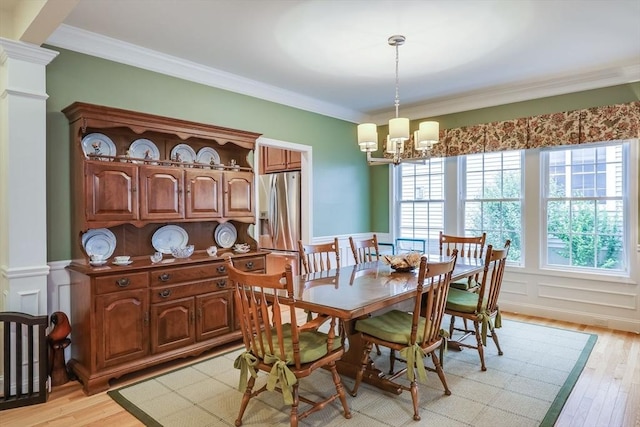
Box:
445;288;487;313
450;278;478;291
354;310;431;345
256;324;341;364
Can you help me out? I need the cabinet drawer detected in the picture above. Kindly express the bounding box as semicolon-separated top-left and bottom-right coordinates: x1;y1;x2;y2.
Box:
235;256;265;272
150;279;229;303
150;263;227;286
95;272;149;295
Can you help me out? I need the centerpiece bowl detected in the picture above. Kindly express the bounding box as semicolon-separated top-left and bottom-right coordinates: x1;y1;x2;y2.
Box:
382;252;422;272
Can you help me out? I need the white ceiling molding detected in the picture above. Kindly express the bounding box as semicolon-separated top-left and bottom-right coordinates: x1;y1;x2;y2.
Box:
370;63;640;124
46;25;367;123
46;25;639;126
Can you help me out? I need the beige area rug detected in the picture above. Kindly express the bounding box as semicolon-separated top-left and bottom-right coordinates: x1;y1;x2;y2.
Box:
108;319;596;427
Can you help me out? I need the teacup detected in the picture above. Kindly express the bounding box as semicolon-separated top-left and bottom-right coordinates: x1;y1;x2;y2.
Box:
150;251;163;263
206;246;218;257
90;254;104;263
114;255;131;264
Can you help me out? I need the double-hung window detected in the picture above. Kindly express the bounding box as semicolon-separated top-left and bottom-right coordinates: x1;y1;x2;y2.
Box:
542;142;627;273
461;150;523;264
396;158;444;253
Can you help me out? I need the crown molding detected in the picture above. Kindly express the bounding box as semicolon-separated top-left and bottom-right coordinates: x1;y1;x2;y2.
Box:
46;25;639;126
46;25;367;123
0;37;58;65
370;63;640;124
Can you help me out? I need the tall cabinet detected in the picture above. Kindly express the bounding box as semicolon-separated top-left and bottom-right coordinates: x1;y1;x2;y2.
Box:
64;103;265;395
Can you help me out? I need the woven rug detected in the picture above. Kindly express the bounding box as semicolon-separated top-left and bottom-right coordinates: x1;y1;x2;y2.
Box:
108;320;596;427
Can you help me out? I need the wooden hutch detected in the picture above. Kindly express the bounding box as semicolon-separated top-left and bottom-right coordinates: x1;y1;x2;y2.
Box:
63;103;266;395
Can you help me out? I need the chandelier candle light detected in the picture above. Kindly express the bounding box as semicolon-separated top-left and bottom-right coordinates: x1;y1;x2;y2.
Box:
357;35;440;165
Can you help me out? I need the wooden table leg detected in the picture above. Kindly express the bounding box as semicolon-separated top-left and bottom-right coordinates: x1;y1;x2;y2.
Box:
335;319;403;395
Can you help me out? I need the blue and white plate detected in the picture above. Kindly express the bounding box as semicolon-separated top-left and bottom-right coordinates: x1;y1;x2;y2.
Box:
152;225;189;254
82;228;116;259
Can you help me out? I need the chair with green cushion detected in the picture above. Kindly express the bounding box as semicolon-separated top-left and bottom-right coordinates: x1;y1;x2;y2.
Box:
350;251;458;422
226;259;351;427
439;231;486;291
445;240;511;371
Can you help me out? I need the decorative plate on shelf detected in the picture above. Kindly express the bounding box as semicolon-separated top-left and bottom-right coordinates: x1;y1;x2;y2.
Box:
129;139;160;163
82;228;117;259
81;133;116;160
152;225;189;254
214;223;237;248
196;147;221;166
170;144;196;164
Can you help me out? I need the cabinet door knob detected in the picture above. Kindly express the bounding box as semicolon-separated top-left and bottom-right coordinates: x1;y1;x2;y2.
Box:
159;273;171;282
245;261;254;269
116;278;130;288
216;280;226;288
217;266;226;273
159;289;171;298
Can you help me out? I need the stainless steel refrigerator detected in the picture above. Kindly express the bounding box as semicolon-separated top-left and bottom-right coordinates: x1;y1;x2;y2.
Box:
258;171;301;274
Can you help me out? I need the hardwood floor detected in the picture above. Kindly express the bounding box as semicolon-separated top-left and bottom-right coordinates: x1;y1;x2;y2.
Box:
2;312;639;426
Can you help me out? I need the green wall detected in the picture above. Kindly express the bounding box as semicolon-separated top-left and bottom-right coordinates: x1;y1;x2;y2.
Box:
370;83;640;234
45;48;371;261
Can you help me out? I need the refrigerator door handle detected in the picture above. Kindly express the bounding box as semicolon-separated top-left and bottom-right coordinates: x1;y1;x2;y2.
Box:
269;176;279;242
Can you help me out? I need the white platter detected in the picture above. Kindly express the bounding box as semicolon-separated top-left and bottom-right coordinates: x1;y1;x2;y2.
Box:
81;133;116;160
215;223;237;248
152;225;189;254
196;147;221;166
129;139;160;163
82;228;117;259
170;144;196;164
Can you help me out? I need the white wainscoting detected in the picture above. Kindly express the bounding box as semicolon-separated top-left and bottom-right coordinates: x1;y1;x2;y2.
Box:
46;238;639;350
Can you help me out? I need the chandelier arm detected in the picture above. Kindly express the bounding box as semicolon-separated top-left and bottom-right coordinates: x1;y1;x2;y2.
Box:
395;41;400;119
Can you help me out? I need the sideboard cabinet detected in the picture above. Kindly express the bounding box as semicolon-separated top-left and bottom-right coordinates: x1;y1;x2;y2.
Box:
63;103;265;394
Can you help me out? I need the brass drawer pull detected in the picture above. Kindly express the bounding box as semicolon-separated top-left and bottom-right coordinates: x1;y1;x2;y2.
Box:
159;273;171;282
245;261;254;269
116;278;130;288
216;280;226;288
217;265;226;273
159;289;172;298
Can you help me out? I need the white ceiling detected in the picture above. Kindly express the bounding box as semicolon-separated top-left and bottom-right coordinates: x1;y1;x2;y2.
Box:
46;0;640;123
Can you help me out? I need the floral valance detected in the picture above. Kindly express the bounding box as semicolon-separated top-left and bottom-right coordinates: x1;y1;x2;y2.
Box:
407;101;640;159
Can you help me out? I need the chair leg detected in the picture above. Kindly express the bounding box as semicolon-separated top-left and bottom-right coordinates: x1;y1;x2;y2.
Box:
235;375;256;427
289;383;300;427
449;315;456;337
410;379;420;421
375;343;382;355
328;362;352;419
430;349;451;396
490;326;503;356
473;321;486;371
351;341;373;397
389;348;396;374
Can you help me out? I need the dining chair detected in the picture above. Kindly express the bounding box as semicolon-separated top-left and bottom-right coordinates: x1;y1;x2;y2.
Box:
349;234;379;264
226;259;351;427
445;240;511;371
350;251;458;422
439;231;486;291
298;238;340;274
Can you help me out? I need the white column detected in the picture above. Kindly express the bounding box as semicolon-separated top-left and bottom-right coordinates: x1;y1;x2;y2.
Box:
0;38;58;315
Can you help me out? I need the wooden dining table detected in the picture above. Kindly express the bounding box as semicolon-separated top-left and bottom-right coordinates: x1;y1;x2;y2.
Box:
291;258;484;394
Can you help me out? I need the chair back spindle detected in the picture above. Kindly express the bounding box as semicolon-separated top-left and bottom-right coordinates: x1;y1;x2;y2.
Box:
349;234;380;264
298;238;340;274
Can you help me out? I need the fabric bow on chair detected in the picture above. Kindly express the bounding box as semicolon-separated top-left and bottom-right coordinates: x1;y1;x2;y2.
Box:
350;252;458;422
445;240;511;371
226;259;351;427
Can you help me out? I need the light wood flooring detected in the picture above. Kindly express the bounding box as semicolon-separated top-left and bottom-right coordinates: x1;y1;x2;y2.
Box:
2;312;639;426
